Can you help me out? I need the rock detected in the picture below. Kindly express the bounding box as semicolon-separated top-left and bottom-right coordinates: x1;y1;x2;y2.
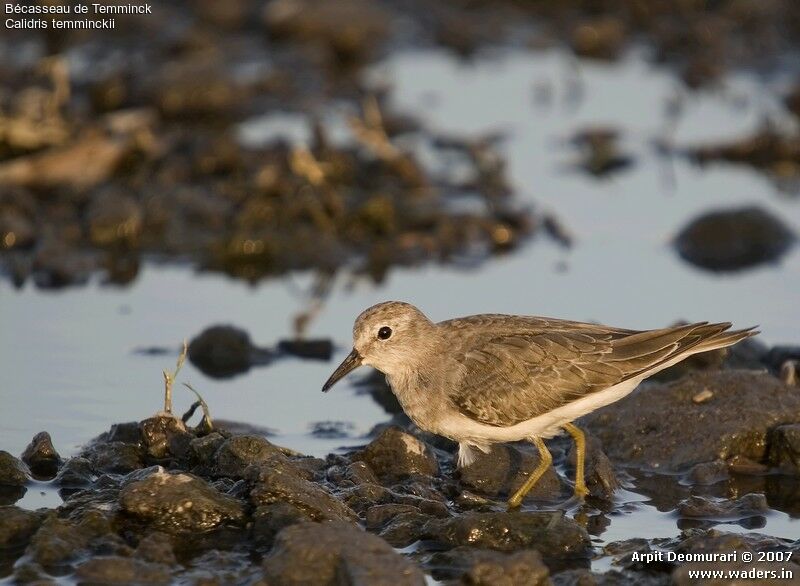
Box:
553;569;671;585
768;424;800;473
262;521;425;586
54;457;96;488
459;443;561;501
571;17;626;60
422;512;591;561
677;494;769;518
378;511;432;548
582;370;800;472
686;461;729;486
214;434;287;478
263;0;390;63
85;441;144;474
188;325;258;377
140;415;191;460
119;469;245;533
86;190;143;248
673;207;795;272
365;503;421;530
189;432;227;464
252;502;314;548
0;506;42;549
430;547;550;585
250;462;357;522
764;346;800;373
277;338;333;360
106;421;145;445
353;427;439;482
20;432;62;478
27;512;114;567
0;450;30;486
75;557;172;584
134;532;178;566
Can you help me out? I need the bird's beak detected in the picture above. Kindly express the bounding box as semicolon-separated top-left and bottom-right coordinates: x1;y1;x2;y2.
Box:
321;348;363;392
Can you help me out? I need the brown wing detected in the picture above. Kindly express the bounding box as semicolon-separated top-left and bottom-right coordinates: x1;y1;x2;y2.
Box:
450;321;733;427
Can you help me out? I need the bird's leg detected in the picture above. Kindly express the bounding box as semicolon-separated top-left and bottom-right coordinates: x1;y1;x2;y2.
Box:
564;422;590;499
507;437;552;510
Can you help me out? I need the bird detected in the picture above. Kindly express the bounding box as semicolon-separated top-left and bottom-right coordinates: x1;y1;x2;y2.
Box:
321;301;757;509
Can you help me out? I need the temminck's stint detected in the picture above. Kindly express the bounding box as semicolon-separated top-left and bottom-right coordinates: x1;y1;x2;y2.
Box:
322;301;757;509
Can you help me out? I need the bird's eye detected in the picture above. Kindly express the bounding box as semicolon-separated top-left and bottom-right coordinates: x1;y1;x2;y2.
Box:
377;326;392;340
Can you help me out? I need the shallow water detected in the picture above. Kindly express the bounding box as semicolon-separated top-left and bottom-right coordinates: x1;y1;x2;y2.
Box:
2;47;800;561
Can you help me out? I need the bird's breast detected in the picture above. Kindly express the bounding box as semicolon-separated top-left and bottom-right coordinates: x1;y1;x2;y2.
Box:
386;370;446;435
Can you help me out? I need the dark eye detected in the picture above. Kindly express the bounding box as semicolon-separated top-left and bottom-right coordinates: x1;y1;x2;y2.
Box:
377;326;392;340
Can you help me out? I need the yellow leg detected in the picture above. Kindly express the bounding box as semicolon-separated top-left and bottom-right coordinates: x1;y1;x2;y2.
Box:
564;422;589;498
507;437;552;510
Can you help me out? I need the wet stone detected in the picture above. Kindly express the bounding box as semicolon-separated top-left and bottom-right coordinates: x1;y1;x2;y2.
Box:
422;512;591;561
552;569;671;585
85;441;144;474
365;503;420;530
54;457;96;487
0;450;30;486
353;426;438;482
249;462;357;522
429;547;549;585
27;512;113;568
0;506;42;549
213;434;287;478
106;421;143;445
119;469;245;534
75;557;172;585
251;502;314;548
188;325;257;378
134;532;178;566
262;521;425;586
377;510;432;548
459;443;561;501
768;424;800;474
677;493;769;518
140;415;190;460
565;434;619;500
20;432;62;479
582;370;800;472
189;432;226;464
686;461;729;486
673;206;795;272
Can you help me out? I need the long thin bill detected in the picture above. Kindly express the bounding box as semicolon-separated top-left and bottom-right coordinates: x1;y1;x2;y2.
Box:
321;348;363;392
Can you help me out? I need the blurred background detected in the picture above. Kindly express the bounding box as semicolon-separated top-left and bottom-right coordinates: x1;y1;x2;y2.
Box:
1;0;799;480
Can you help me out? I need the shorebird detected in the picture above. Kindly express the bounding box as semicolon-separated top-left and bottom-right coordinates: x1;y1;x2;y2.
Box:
322;301;756;509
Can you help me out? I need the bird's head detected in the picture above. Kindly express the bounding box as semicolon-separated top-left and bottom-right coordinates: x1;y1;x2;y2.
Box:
321;301;436;392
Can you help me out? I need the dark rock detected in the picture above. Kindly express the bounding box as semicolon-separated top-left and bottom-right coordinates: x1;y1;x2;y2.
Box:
20;432;62;479
353;426;438;482
686;461;729;486
422;512;591;560
764;346;800;373
54;457;96;488
134;532;178;566
582;370;800;472
673;206;795;272
86;190;143;248
75;557;171;585
119;469;245;533
378;511;432;548
250;462;357;522
214;434;287;478
677;493;769;518
85;441;144;474
106;421;144;445
140;415;191;460
27;512;114;567
0;506;42;549
277;338;333;360
188;325;258;377
262;521;425;586
252;502;314;548
327;460;380;488
365;503;420;530
459;443;561;502
189;432;227;464
0;450;30;486
263;0;390;63
768;424;800;473
430;547;549;585
0;485;26;506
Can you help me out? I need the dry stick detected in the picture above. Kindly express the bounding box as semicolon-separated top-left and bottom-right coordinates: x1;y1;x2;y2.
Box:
162;340;188;414
183;383;214;430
